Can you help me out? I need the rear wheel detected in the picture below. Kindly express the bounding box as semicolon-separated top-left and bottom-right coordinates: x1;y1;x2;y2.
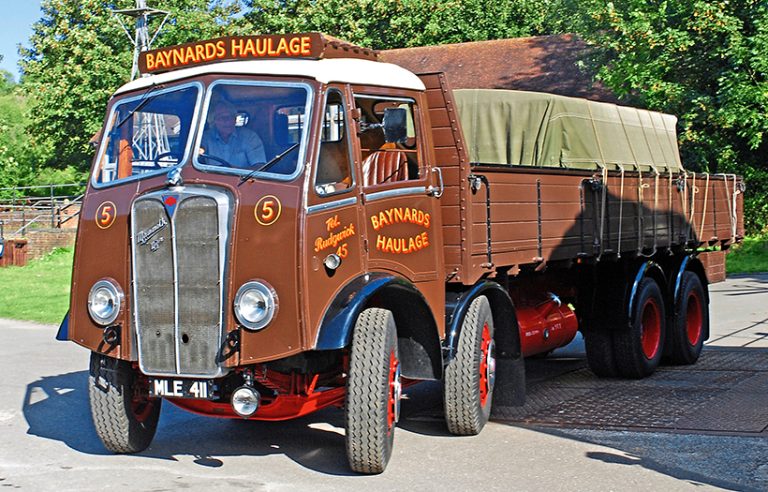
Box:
612;278;666;378
584;327;618;377
667;272;708;365
88;352;161;453
444;295;495;435
345;308;401;474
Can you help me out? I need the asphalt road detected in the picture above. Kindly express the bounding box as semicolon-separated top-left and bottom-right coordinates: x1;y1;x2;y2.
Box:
0;274;766;491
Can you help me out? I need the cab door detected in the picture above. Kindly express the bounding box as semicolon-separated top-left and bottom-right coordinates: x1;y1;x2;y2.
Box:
350;88;445;333
303;85;366;342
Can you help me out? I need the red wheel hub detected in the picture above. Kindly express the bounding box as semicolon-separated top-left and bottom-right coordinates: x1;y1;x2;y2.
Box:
387;350;401;432
686;291;703;345
640;298;662;359
478;322;495;407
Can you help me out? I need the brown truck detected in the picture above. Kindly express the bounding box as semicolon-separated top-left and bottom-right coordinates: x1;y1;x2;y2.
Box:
59;33;744;474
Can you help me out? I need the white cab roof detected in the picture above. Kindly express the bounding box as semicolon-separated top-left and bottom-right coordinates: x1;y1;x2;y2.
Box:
114;58;425;95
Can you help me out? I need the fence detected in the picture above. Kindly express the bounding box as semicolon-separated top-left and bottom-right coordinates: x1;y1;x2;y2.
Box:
0;183;84;237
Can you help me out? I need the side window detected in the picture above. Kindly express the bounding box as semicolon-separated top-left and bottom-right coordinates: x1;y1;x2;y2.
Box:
315;90;353;195
354;95;420;188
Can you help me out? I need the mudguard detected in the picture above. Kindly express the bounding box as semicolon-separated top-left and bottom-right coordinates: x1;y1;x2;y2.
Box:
673;255;709;304
628;260;667;325
444;280;521;361
445;280;526;409
56;312;69;341
315;272;442;380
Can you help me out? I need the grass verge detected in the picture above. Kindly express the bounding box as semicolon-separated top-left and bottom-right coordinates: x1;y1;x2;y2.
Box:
726;234;768;274
0;247;73;324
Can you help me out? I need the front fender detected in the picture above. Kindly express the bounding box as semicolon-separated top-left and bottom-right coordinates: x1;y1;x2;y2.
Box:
56;312;70;341
315;273;403;350
314;272;442;380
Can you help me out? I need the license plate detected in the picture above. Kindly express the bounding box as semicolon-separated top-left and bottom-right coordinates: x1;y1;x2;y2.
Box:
148;378;213;399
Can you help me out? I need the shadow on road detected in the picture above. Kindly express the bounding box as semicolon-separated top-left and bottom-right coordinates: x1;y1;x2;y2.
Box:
21;370;447;476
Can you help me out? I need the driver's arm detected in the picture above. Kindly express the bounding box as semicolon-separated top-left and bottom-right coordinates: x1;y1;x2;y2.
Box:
243;130;266;166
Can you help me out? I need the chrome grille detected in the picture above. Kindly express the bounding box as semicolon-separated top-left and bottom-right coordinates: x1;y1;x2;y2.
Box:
132;188;231;377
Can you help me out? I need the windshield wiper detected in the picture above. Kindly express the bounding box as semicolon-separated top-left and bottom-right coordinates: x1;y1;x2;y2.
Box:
239;143;300;184
114;84;166;131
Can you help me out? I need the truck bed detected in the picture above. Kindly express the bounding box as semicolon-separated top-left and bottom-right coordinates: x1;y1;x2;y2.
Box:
419;72;744;285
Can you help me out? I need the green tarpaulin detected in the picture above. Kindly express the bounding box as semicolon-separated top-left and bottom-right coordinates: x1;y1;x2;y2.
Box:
453;89;682;172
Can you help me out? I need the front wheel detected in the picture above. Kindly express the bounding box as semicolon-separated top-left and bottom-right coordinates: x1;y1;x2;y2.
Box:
345;308;401;474
444;295;495;435
88;352;161;453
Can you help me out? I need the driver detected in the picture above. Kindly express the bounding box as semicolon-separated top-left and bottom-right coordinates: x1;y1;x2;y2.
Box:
200;99;266;168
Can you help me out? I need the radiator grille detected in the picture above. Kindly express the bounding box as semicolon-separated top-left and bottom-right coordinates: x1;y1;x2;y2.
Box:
132;189;230;377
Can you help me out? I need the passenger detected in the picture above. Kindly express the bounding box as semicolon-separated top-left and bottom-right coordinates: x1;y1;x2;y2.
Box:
200;100;266;168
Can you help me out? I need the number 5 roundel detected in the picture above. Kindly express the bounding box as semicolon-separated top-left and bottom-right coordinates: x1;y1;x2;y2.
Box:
95;201;117;229
255;195;282;226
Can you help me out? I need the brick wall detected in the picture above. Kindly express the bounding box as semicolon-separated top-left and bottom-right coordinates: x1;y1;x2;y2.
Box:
699;250;727;283
24;229;77;260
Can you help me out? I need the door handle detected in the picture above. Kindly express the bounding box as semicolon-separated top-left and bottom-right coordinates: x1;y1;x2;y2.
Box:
428;167;444;198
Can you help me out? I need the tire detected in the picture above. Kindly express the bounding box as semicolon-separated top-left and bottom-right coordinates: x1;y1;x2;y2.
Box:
667;272;708;365
345;308;401;474
444;295;495;436
88;352;161;454
584;327;618;378
612;278;666;378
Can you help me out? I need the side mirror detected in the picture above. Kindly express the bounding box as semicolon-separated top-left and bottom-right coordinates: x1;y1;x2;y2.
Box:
383;108;407;144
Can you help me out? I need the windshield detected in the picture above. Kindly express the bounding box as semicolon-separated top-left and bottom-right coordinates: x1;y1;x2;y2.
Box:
93;84;201;186
194;81;311;179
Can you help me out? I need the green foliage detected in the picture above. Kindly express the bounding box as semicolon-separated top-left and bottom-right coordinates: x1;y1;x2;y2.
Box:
0;247;73;324
564;0;768;233
0;69;15;94
244;0;554;49
726;233;768;274
0;82;37;194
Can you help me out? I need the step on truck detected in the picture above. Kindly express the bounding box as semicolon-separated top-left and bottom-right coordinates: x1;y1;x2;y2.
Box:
59;32;744;473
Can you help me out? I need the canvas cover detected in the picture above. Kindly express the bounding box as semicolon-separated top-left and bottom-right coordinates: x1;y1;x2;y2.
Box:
453;89;682;172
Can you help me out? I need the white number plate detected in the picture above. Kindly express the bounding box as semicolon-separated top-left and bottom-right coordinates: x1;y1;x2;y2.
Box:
149;378;213;399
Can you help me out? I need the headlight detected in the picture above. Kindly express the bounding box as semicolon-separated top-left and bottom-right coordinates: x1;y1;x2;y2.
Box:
234;280;278;331
87;279;123;326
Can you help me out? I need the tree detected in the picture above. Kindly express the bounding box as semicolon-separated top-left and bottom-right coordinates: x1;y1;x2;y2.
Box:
19;0;245;172
0;70;37;193
244;0;554;50
564;0;768;233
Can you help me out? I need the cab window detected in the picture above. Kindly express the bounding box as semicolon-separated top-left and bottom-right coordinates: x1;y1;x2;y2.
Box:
354;95;420;188
315;90;353;195
195;81;311;178
94;84;199;186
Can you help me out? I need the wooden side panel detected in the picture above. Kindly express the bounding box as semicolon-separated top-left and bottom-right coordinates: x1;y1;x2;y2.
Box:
465;168;743;276
419;72;473;282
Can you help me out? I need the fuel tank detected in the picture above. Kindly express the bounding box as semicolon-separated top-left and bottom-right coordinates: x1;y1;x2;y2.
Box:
517;295;579;357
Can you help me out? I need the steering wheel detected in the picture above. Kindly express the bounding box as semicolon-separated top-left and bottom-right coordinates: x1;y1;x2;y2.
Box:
152;152;179;169
198;153;231;168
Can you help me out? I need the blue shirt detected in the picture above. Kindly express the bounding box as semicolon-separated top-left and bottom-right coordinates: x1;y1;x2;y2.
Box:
201;127;266;168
